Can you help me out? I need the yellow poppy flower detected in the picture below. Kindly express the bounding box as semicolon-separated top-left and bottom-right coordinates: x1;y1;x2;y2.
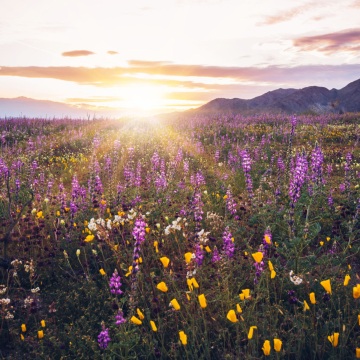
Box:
136;308;145;320
125;266;133;277
205;246;211;253
356;348;360;358
353;284;360;299
239;289;251;300
264;234;272;244
252;252;263;263
160;256;170;268
153;241;159;253
20;334;24;341
236;304;242;313
320;279;332;294
191;278;199;288
271;270;276;279
21;324;26;332
262;340;271;355
36;211;43;218
99;268;106;276
38;330;44;339
170;298;181;311
344;274;351;286
145;227;151;234
320;241;324;246
274;338;282;352
84;234;95;242
198;294;207;308
268;260;274;271
247;326;257;339
184;252;193;264
187;278;193;291
327;332;339;347
303;300;310;311
150;320;157;332
156;281;168;292
130;316;142;325
309;292;316;304
179;331;187;345
226;310;238;323
40;320;46;328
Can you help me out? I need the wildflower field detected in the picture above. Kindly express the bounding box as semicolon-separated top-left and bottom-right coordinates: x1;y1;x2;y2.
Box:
0;113;359;359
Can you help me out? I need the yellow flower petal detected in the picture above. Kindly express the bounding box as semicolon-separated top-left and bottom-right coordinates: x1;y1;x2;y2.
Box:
170;298;181;311
262;340;271;355
156;281;168;292
99;268;106;276
353;284;360;299
320;279;332;294
198;294;207;309
130;316;142;325
252;252;263;263
247;326;257;339
327;332;339;347
309;292;316;304
40;320;46;328
184;252;193;264
21;324;26;332
159;256;170;268
150;320;157;332
38;330;44;339
271;270;276;279
303;300;310;311
236;304;242;313
356;348;360;359
268;260;274;271
274;338;282;352
191;278;199;289
227;309;238;323
179;330;187;345
85;234;95;242
344;274;351;286
136;308;145;320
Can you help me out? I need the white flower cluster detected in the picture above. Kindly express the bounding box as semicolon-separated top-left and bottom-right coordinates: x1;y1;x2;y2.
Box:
24;296;34;308
289;270;303;285
164;217;187;236
0;286;7;295
31;287;40;293
197;229;210;244
0;298;10;305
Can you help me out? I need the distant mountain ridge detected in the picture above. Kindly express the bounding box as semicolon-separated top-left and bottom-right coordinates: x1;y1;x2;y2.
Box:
191;78;360;115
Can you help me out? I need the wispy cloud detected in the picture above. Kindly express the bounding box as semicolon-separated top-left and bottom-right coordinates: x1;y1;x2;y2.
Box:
294;28;360;54
107;51;118;55
1;63;359;92
62;50;95;57
260;2;314;25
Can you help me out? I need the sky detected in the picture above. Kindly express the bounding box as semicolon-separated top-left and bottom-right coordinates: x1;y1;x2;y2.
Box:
0;0;360;115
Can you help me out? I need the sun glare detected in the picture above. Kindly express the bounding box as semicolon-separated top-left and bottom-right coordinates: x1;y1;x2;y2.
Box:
120;85;166;113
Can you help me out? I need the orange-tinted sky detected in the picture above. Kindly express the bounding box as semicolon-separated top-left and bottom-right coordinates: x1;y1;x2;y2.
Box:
1;0;360;115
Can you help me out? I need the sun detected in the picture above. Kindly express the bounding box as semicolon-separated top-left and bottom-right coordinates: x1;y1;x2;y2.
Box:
120;85;166;113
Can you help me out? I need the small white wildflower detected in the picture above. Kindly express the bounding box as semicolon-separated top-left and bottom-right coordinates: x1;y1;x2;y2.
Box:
0;286;7;295
31;208;37;215
5;311;14;319
92;249;98;256
289;270;303;285
106;219;112;230
31;287;40;293
76;249;80;257
0;298;10;305
44;198;49;203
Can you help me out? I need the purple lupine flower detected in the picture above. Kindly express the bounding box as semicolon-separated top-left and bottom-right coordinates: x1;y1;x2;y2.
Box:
134;161;142;187
215;149;220;163
328;189;334;207
132;217;146;244
195;171;206;187
225;187;237;215
277;157;285;172
310;143;324;185
151;151;160;171
194;244;204;266
98;323;111;349
183;160;189;175
222;227;235;258
192;190;204;223
289;152;308;206
109;269;123;295
241;149;253;198
115;310;126;325
211;246;221;263
132;216;146;275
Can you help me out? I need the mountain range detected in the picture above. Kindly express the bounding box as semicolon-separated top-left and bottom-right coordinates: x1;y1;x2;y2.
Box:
189;78;360;116
0;78;359;118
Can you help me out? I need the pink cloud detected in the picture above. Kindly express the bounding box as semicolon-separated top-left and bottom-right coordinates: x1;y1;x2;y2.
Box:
294;28;360;54
62;50;95;57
